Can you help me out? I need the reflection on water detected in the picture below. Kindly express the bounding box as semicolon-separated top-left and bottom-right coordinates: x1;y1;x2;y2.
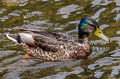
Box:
3;0;28;6
114;14;120;22
57;4;79;18
0;0;120;79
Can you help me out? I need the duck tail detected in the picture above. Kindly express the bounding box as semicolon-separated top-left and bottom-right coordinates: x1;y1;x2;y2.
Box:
6;34;21;43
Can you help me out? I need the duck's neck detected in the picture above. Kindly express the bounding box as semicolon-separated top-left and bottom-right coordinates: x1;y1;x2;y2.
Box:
78;37;89;44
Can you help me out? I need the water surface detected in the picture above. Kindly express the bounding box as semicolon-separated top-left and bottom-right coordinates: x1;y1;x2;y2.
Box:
0;0;120;79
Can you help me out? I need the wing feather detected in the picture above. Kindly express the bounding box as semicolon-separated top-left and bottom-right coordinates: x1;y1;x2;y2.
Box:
19;29;70;52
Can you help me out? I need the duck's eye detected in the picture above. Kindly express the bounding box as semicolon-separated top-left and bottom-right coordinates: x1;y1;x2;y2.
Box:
88;23;93;26
99;32;102;34
88;22;95;27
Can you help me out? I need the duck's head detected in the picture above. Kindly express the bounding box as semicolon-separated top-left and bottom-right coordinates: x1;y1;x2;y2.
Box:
78;17;109;42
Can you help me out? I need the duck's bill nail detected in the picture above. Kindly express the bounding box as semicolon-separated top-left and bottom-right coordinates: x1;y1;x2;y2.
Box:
95;28;109;42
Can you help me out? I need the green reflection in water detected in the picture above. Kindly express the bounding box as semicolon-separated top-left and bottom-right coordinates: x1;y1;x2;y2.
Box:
0;0;120;79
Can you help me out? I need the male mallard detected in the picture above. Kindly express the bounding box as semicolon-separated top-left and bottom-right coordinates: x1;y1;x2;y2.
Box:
6;17;109;60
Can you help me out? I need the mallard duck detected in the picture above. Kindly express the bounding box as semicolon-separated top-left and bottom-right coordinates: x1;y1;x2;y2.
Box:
6;17;109;60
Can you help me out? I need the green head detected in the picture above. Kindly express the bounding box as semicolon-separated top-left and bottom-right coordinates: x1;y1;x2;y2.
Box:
78;17;109;42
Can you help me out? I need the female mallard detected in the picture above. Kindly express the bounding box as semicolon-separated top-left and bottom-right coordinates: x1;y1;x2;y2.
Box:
6;17;109;60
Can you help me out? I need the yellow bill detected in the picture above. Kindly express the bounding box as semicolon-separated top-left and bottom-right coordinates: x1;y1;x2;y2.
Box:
95;28;109;42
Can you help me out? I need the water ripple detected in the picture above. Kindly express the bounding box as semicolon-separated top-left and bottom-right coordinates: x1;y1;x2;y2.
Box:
57;4;79;18
0;0;119;79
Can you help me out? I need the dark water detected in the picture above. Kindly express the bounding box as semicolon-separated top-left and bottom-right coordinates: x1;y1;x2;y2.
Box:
0;0;120;79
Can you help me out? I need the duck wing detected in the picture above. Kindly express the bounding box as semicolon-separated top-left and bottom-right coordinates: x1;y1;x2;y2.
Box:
20;29;68;41
19;29;71;53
